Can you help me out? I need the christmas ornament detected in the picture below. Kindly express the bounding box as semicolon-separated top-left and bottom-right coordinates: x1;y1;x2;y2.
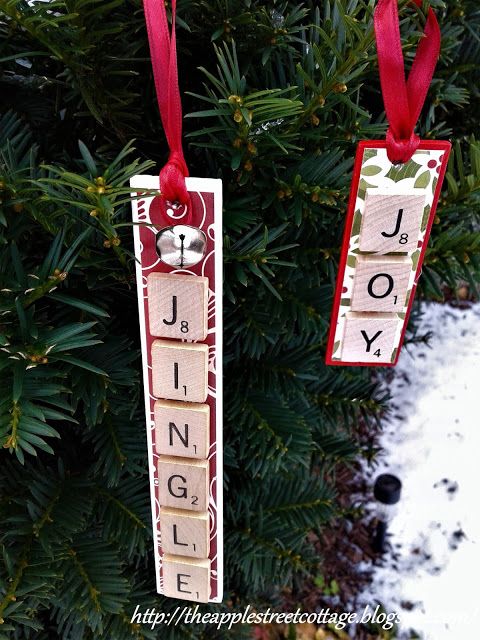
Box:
130;0;223;603
326;0;451;366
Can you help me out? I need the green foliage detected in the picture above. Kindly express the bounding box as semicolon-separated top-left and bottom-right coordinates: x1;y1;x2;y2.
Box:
425;137;480;296
313;574;340;596
1;0;479;637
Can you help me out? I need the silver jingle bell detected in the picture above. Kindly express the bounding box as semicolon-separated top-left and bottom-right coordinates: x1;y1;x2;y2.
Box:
155;224;207;268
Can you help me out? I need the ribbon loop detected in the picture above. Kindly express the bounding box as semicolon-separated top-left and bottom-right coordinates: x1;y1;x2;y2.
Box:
374;0;441;163
386;128;420;164
160;151;190;205
143;0;191;217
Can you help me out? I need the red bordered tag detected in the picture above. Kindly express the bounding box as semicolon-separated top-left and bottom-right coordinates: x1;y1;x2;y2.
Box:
326;140;450;366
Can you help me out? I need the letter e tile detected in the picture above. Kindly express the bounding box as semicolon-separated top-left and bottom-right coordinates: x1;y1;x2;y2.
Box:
163;555;210;603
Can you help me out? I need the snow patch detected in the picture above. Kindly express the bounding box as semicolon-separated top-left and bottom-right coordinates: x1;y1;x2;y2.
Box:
360;302;480;639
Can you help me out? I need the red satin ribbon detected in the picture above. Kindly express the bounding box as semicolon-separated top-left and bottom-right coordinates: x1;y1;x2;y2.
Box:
374;0;441;163
143;0;191;218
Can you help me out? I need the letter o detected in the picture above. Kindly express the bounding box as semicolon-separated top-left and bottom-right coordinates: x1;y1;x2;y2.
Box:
367;273;394;299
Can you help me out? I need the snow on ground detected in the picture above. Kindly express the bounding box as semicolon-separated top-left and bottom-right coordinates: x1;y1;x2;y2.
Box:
360;302;480;639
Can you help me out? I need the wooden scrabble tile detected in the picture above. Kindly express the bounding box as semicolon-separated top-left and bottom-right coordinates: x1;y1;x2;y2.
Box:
160;507;210;559
359;190;425;253
341;312;400;363
158;456;209;512
152;340;209;403
162;555;210;602
155;400;210;459
147;273;209;341
351;255;412;313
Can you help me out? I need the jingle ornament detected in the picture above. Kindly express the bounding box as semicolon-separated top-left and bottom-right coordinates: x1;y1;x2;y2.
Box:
130;0;223;604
